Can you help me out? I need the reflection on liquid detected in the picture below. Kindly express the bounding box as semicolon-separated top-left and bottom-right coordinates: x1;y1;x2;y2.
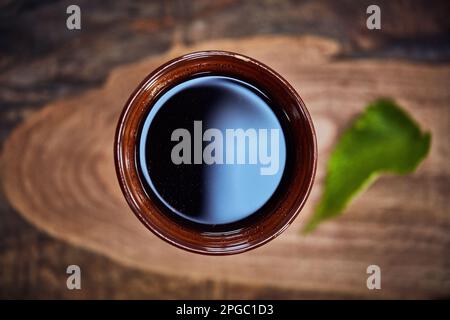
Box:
139;76;286;225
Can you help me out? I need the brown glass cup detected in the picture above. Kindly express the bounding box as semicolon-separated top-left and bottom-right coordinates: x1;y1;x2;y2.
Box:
114;51;317;255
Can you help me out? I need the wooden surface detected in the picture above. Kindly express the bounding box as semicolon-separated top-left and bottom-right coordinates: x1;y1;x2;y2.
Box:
2;35;449;298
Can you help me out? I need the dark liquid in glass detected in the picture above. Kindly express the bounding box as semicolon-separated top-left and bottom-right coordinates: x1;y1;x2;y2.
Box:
138;76;287;225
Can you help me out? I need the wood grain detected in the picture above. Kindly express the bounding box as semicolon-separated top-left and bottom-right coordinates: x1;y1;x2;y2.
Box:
2;35;450;298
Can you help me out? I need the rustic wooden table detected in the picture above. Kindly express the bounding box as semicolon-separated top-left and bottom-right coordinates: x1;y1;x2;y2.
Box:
1;0;449;299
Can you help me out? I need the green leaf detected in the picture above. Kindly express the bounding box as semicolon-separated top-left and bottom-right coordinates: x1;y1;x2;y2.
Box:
303;98;431;233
